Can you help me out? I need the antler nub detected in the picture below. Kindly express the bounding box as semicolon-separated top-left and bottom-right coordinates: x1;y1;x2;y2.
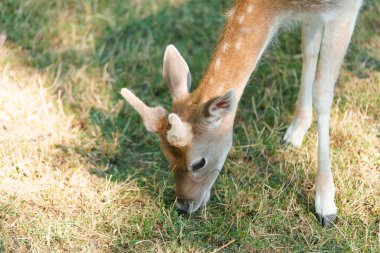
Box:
121;88;166;133
167;113;193;147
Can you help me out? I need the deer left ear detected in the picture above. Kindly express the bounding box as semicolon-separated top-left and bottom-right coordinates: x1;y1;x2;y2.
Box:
163;45;191;102
204;89;237;124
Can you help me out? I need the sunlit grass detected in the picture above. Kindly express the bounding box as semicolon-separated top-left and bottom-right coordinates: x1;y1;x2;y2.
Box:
0;0;379;252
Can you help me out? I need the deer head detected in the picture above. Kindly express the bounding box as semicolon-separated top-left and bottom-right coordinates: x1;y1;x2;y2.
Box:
121;45;237;213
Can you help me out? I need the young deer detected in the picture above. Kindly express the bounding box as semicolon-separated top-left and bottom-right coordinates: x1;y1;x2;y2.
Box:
121;0;363;227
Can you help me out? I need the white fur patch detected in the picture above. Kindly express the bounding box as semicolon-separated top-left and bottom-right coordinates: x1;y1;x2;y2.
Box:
247;5;253;13
235;39;242;50
215;58;221;69
222;42;230;52
240;28;252;35
315;185;337;216
237;15;245;24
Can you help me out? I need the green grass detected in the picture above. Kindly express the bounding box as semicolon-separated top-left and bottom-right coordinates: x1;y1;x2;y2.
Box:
0;0;379;252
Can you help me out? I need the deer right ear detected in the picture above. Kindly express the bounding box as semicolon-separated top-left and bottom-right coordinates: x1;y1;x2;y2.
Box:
163;45;191;102
203;89;237;125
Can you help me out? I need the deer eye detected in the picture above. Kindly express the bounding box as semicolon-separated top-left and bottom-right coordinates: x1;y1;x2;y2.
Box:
191;158;206;171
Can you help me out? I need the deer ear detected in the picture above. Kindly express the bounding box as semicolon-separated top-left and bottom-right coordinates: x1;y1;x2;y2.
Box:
163;45;191;102
204;89;237;124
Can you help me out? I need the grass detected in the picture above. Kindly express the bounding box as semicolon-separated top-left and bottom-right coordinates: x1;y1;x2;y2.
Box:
0;0;379;252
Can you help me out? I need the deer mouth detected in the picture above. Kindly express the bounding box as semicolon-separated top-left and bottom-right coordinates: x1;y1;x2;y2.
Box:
175;190;211;213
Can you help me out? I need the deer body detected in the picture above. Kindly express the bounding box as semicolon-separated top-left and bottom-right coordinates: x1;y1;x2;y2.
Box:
121;0;363;227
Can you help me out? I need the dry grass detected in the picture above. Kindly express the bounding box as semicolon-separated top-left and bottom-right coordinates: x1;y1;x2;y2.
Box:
0;0;379;252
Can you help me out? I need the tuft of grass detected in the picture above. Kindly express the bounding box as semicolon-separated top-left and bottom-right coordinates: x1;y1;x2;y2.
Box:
0;0;379;252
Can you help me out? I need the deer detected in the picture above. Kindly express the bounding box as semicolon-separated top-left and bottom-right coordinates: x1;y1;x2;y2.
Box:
120;0;363;227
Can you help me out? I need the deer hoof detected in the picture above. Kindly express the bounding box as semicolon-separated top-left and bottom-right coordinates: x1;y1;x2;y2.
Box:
317;214;337;228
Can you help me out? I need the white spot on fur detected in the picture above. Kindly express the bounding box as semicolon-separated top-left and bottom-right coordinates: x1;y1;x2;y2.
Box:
240;28;252;35
237;15;245;24
235;39;242;50
247;5;253;13
215;58;221;69
222;42;230;52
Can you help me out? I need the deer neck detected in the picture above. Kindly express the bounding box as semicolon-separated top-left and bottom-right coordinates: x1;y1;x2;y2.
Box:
192;1;281;103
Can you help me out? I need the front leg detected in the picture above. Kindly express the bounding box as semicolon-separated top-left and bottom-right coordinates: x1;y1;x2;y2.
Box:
315;113;337;227
283;19;323;147
313;3;362;227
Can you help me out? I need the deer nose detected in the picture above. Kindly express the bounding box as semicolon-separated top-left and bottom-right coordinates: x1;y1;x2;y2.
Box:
175;198;192;213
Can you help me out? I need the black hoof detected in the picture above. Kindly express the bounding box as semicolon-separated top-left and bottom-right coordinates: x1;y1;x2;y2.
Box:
317;214;337;228
280;140;291;149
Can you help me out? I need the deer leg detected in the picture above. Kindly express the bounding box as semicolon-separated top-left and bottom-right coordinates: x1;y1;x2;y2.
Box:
282;19;323;147
313;5;361;227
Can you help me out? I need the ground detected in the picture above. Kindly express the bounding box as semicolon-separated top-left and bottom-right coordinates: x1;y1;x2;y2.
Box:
0;0;379;252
